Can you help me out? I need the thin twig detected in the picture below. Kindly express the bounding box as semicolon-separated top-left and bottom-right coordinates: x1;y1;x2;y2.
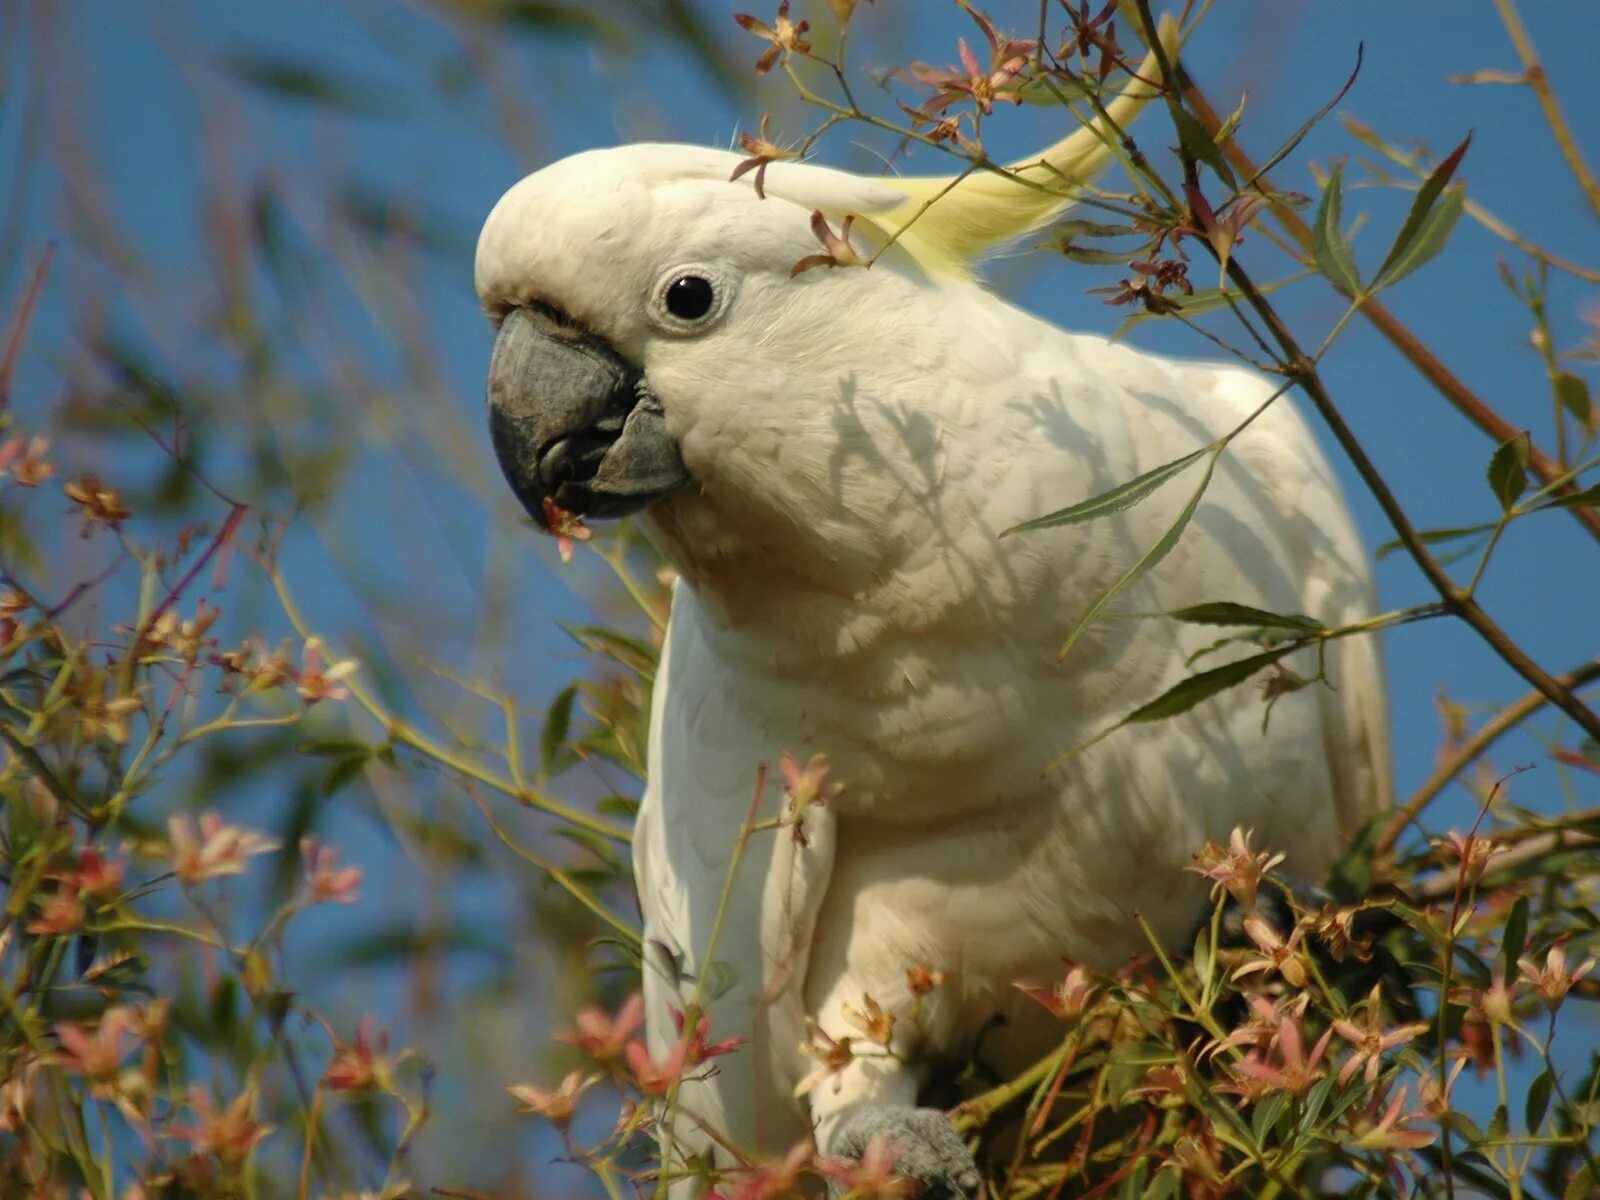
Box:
1491;0;1600;221
1380;660;1600;855
1127;1;1600;742
1175;72;1600;547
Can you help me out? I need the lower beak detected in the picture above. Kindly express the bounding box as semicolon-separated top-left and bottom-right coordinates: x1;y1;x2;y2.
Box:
486;305;689;526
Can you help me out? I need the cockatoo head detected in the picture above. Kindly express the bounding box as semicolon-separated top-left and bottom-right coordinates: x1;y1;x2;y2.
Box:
475;37;1170;589
476;143;923;543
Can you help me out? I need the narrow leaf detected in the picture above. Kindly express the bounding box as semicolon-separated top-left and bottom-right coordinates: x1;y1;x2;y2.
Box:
1487;432;1531;511
1375;521;1498;561
1526;1068;1554;1134
1246;45;1364;188
1214;92;1249;144
1373;182;1465;289
1312;163;1363;294
1169;602;1325;632
1057;452;1221;661
1123;645;1297;724
222;52;397;117
1374;133;1472;287
1499;894;1529;979
540;684;578;777
1555;372;1592;423
1533;482;1600;510
1003;445;1213;537
1174;106;1239;189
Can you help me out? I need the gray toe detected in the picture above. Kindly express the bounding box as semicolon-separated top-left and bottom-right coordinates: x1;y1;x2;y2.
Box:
828;1105;981;1199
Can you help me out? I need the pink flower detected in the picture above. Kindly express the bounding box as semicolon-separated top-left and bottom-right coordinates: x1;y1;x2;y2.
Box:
1349;1084;1437;1151
26;887;86;936
540;497;592;563
817;1135;912;1200
1220;1009;1333;1102
168;812;279;884
295;638;357;704
625;1038;688;1097
1190;827;1285;909
1432;829;1502;884
902;4;1037;117
1016;961;1098;1019
672;1008;746;1067
166;1085;272;1163
510;1071;595;1129
300;838;363;905
324;1018;390;1093
717;1140;814;1200
1519;945;1595;1009
1331;989;1428;1087
0;435;53;486
841;994;896;1046
793;1022;855;1097
733;2;811;76
54;1008;139;1083
557;993;645;1062
1229;914;1309;989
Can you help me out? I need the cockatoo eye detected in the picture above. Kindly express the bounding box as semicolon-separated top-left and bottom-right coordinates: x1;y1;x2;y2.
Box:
649;264;732;333
665;275;714;320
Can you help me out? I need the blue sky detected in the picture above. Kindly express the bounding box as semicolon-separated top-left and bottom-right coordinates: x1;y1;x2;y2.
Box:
4;0;1598;1190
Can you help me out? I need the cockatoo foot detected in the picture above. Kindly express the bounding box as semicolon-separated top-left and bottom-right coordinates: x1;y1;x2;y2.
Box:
825;1105;982;1199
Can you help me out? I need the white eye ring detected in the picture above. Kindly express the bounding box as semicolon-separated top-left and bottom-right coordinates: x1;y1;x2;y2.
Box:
648;264;734;334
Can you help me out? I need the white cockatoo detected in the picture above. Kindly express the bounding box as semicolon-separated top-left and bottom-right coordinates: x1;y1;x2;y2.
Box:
475;31;1390;1198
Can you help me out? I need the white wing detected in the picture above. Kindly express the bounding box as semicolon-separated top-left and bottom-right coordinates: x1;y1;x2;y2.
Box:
633;582;837;1179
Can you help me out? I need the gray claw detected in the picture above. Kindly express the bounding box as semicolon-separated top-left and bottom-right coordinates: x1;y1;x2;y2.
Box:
826;1105;981;1199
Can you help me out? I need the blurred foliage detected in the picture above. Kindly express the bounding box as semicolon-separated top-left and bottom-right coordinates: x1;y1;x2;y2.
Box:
1;0;1598;1198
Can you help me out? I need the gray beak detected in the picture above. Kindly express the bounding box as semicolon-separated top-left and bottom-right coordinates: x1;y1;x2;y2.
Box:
486;304;689;526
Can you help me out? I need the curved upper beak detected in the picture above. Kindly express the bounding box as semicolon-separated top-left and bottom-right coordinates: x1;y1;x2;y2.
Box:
486;305;689;526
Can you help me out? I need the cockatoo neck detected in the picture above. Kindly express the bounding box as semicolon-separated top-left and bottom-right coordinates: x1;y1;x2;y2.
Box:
644;480;905;643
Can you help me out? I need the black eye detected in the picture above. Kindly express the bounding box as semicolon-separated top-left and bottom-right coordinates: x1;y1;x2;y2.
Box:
664;275;715;321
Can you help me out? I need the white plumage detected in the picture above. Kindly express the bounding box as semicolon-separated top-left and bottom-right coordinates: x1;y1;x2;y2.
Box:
476;69;1391;1184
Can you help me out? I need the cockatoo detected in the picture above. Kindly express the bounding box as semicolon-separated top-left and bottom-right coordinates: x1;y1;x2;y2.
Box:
475;34;1390;1199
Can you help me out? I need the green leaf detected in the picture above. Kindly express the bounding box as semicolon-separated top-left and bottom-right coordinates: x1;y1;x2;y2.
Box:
1246;45;1364;187
563;624;658;679
1057;451;1221;660
1251;1091;1291;1145
1373;133;1471;288
1555;372;1592;423
1312;163;1363;295
1174;106;1238;189
1123;645;1298;724
1297;1075;1336;1133
1003;444;1214;537
540;684;578;778
1536;481;1600;510
1168;602;1325;632
553;825;621;873
1500;894;1529;979
1566;1162;1598;1200
298;738;373;759
1487;431;1532;511
700;959;739;1000
1214;92;1249;144
1526;1068;1554;1134
221;52;397;118
1375;521;1498;560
